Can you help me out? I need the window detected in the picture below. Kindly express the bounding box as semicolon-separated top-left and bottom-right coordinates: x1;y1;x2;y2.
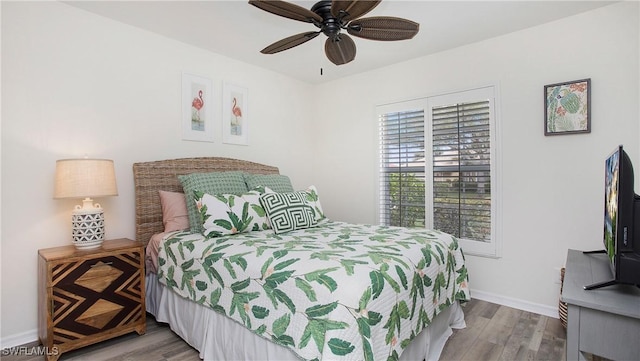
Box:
378;86;500;257
430;99;491;241
378;100;426;228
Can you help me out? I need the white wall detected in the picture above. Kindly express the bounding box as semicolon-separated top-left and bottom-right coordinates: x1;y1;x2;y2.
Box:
311;2;639;315
1;1;315;343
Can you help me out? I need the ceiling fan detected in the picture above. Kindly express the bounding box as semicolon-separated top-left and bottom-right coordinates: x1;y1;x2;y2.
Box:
248;0;420;65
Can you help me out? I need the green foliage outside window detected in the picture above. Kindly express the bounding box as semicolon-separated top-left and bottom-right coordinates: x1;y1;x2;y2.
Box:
386;173;491;241
387;173;425;228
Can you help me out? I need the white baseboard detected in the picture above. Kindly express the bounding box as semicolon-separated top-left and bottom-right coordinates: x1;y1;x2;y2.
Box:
1;329;38;349
470;289;559;319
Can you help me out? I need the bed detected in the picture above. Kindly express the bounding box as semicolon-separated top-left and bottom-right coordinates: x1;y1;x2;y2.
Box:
134;157;470;361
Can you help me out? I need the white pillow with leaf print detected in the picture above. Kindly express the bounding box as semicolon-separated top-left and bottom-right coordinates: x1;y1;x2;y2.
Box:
302;185;325;222
195;186;274;238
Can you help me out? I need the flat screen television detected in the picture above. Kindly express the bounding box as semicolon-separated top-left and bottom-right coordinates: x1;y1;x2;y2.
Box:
584;145;640;290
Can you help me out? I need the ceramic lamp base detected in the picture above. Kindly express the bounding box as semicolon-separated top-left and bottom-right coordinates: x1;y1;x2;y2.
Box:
71;203;105;249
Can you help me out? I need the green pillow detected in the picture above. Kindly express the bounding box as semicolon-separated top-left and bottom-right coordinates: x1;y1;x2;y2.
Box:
179;171;248;233
244;173;294;193
260;191;317;234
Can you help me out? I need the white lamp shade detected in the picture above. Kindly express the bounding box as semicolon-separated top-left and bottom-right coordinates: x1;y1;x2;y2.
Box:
54;159;118;199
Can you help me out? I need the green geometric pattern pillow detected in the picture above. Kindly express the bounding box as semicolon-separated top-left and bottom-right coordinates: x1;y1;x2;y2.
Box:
244;173;294;193
178;171;248;233
260;191;317;234
196;187;273;238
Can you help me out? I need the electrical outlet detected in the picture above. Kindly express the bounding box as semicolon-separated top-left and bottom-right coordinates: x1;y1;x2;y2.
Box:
553;267;562;284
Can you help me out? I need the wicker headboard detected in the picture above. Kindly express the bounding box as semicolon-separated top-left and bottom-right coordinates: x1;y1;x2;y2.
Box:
133;157;279;245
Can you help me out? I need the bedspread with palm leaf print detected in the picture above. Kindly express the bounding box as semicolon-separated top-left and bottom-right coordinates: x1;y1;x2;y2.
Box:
156;220;470;361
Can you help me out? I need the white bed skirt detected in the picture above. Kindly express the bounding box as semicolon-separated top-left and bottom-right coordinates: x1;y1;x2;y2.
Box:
146;273;465;361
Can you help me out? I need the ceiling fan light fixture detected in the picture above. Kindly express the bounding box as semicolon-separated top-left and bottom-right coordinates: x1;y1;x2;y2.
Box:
249;0;419;65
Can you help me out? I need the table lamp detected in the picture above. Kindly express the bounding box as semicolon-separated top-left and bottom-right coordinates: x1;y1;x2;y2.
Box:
54;159;118;249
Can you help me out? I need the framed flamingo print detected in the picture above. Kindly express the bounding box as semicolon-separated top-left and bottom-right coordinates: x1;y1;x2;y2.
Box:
182;73;214;142
222;82;248;145
544;78;591;136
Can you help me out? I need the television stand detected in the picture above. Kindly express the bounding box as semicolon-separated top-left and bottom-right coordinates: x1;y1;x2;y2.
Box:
562;249;640;361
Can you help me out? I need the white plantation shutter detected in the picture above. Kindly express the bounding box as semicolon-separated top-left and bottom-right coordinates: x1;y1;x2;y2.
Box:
431;100;491;241
378;107;426;227
378;86;500;257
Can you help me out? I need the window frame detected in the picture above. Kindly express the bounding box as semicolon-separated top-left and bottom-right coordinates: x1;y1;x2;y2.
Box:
376;85;502;258
377;99;427;228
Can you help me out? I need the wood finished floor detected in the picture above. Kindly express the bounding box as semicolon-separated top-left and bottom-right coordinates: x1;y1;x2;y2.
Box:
440;299;566;361
4;299;569;361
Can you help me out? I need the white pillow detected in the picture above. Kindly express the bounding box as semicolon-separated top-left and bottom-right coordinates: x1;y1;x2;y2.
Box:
196;187;274;238
302;185;325;221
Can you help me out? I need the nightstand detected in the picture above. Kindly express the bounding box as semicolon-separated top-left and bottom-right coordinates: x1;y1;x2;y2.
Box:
38;238;146;361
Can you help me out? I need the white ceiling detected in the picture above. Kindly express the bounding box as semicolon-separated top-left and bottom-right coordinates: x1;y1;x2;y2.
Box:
64;0;616;84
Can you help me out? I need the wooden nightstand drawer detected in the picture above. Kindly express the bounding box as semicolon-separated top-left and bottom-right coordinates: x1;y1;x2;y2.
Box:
52;254;136;285
39;239;146;361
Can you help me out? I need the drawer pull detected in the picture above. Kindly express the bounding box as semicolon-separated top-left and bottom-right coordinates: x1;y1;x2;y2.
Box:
91;261;113;267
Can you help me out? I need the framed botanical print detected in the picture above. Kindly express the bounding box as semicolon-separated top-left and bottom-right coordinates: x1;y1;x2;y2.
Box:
544;78;591;136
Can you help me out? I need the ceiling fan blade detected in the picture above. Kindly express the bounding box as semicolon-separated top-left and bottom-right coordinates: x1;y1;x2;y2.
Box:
347;16;419;41
331;0;381;22
249;0;322;23
261;32;320;54
325;34;356;65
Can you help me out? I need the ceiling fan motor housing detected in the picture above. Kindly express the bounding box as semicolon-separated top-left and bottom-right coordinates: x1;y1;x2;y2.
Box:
311;0;343;39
